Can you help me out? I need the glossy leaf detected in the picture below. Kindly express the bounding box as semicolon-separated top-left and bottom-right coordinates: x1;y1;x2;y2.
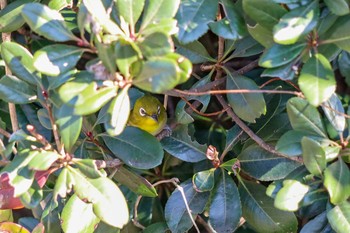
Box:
327;201;350;233
102;127;164;169
0;0;35;32
116;0;144;27
95;41;116;74
55;104;82;153
300;211;330;233
247;23;274;48
143;222;169;233
48;0;72;10
286;97;327;138
161;125;207;163
298;53;336;106
322;93;345;133
37;108;51;130
175;39;215;64
242;0;287;30
238;144;301;181
0;75;36;104
220;0;247;38
209;172;241;233
301;137;326;176
112;166;157;197
53;167;74;200
259;43;306;68
209;18;240;40
324;158;350;204
20;180;43;209
323;15;350;52
239;179;298;233
274;180;309;211
1;42;39;85
21;3;77;42
261;61;296;80
27;151;59;171
72;159;106;179
176;0;217;44
164;180;210;233
115;38;141;78
33;45;84;76
273;1;319;44
138;32;172;57
192;169;215;192
324;0;350;16
61;194;100;233
68;167;129;228
226;74;266;123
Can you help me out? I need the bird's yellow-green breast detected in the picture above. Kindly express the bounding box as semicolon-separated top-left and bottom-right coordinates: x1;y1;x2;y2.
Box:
128;95;167;135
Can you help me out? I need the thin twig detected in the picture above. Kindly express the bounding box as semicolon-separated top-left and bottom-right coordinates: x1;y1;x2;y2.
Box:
180;97;228;117
0;128;11;138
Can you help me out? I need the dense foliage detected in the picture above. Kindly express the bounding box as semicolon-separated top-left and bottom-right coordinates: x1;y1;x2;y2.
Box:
1;0;350;232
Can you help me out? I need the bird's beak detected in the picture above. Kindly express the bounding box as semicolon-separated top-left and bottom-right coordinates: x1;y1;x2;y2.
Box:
151;114;158;122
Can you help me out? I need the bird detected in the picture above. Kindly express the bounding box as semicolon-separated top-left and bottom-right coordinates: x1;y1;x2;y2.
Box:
128;95;167;135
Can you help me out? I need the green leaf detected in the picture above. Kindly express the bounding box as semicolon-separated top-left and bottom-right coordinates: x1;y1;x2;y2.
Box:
33;45;84;76
21;3;78;42
140;18;178;37
238;144;301;181
175;39;215;64
259;43;306;68
103;87;130;136
143;222;169;233
164;180;210;233
324;158;350;204
286;97;327;138
298;53;336;106
53;167;74;200
176;0;217;44
301;137;326;176
242;0;287;30
115;38;141;78
73;159;106;179
300;211;331;233
209;172;241;232
226;74;266;123
61;194;100;233
95;41;117;74
138;32;172;57
192;169;215;192
273;1;319;45
220;0;247;38
140;0;180;33
247;23;274;48
239;179;298;233
116;0;145;27
27;150;60;171
0;0;35;32
102;127;164;169
322;93;345;133
55;104;82;153
112;166;157;197
322;15;350;52
161;124;207;163
68;167;129;228
274;180;309;211
0;75;36;104
209;19;240;40
229;36;265;58
48;0;72;11
327;201;350;233
20;180;43;209
324;0;350;16
37;108;51;129
261;61;296;80
1;41;40;85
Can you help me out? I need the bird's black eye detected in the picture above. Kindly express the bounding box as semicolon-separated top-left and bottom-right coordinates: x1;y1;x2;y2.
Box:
157;106;161;115
139;107;146;116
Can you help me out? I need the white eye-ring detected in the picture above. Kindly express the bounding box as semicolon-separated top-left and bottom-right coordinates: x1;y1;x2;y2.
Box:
139;107;146;116
157;106;161;115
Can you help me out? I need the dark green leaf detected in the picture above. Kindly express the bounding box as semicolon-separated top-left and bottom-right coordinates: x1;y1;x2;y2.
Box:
116;0;144;27
238;144;301;181
164;180;210;233
247;23;274;48
0;0;35;32
95;41;117;74
259;43;306;68
243;0;287;30
324;158;350;204
220;0;247;38
0;75;36;104
192;169;215;192
324;0;350;16
209;19;240;40
301;137;326;176
37;108;51;130
161;125;207;163
143;222;169;233
1;41;40;85
102;127;164;169
20;180;43;209
33;45;84;76
209;172;241;232
175;39;216;64
274;180;309;211
322;15;350;52
226;74;266;123
61;194;100;233
112;166;157;197
115;38;141;78
138;32;172;57
298;53;336;106
261;61;296;80
322;93;345;133
327;201;350;233
176;0;217;44
21;3;78;42
273;1;319;44
300;211;330;233
286;97;327;138
239;179;298;233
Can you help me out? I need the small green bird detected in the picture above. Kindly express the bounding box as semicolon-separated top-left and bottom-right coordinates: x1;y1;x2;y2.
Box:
128;95;167;135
